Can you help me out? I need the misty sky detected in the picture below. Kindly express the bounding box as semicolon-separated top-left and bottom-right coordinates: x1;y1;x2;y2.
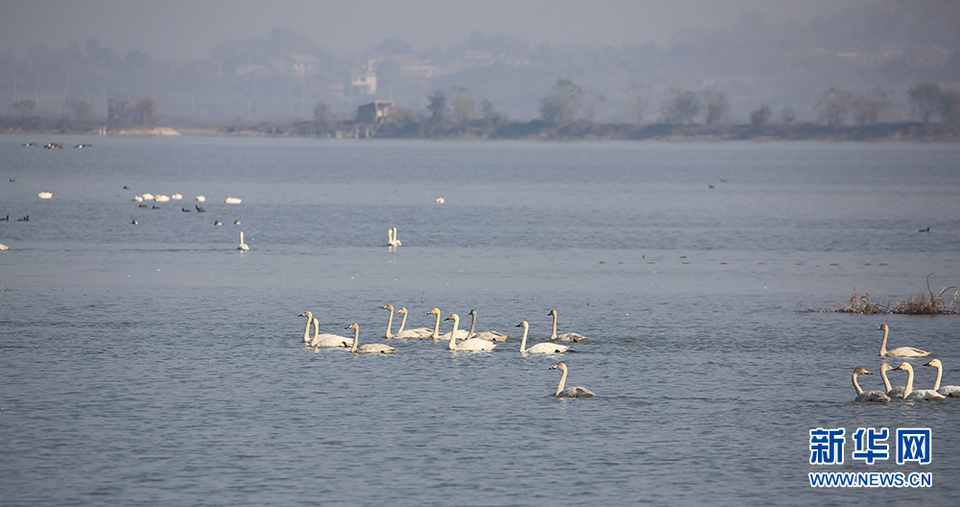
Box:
1;0;854;60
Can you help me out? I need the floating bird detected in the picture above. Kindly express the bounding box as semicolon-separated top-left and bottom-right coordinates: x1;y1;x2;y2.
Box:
895;362;945;401
547;309;589;342
876;324;929;357
919;227;930;233
75;144;92;149
517;321;569;353
549;362;594;398
238;231;249;251
0;215;8;221
196;196;206;202
436;197;445;204
0;243;9;251
38;192;53;199
444;314;496;351
131;218;138;225
214;220;223;226
224;197;242;204
23;143;36;147
195;206;205;212
233;220;241;225
923;359;960;397
17;216;28;222
182;208;191;212
346;323;395;354
851;366;891;402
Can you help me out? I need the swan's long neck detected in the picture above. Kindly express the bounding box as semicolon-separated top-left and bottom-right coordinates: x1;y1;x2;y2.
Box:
312;318;319;345
302;316;312;343
384;310;395;338
447;316;460;350
388;228;394;244
931;363;942;391
350;327;360;353
879;367;892;392
879;327;889;356
431;312;441;340
396;311;407;333
556;367;568;396
903;365;914;396
550;312;558;340
852;371;864;395
519;323;529;353
468;313;477;339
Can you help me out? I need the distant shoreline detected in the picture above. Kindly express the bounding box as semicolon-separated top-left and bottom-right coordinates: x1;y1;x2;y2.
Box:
3;116;959;142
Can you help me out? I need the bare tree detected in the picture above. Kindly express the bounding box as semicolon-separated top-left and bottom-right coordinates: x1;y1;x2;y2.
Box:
13;99;35;118
67;95;92;119
539;79;583;125
941;90;960;125
661;88;701;125
426;89;448;124
131;96;160;126
852;87;890;125
449;87;475;126
781;107;797;125
108;92;130;122
479;99;501;123
702;90;729;125
627;83;649;125
816;88;853;127
750;105;771;126
582;91;606;122
908;83;942;123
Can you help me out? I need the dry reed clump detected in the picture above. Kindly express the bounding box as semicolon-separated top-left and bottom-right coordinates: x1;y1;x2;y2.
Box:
832;288;890;314
891;275;960;315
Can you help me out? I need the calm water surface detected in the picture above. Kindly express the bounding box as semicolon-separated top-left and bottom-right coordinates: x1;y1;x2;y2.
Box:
1;135;959;505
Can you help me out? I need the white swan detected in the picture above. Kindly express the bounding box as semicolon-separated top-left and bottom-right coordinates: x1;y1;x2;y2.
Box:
923;359;960;397
38;191;53;199
878;363;906;399
0;243;9;251
467;309;509;341
171;193;183;200
547;309;589;342
196;195;206;202
876;324;929;357
310;318;353;348
154;194;170;202
394;308;432;338
238;231;249;251
427;308;468;341
895;362;945;401
387;227;402;247
444;314;496;351
517;321;569;354
298;311;315;343
549;362;594;398
852;366;891;403
225;197;242;204
346;323;395;354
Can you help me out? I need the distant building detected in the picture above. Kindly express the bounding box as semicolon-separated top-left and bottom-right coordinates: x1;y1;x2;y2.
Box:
351;59;378;95
357;101;394;122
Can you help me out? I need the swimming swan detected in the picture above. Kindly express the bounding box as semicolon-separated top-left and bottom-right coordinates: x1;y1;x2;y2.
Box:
851;366;891;402
387;227;402;247
467;309;509;341
444;314;496;351
876;324;929;357
298;311;315;343
394;308;432;338
894;362;945;401
547;309;589;342
310;318;353;348
427;308;468;341
878;363;906;399
344;322;397;354
549;362;594;398
517;321;569;354
346;323;396;354
381;304;398;338
923;359;960;397
238;231;249;251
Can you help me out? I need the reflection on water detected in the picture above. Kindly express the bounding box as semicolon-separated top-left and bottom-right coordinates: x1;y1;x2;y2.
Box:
1;136;958;505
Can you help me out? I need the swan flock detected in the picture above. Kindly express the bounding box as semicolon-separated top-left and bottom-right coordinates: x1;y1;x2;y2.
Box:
298;307;595;396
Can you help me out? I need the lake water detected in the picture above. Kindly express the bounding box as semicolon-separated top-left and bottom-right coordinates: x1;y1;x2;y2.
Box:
1;135;958;505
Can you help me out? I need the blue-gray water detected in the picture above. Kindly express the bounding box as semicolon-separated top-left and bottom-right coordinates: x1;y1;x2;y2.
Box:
1;135;958;505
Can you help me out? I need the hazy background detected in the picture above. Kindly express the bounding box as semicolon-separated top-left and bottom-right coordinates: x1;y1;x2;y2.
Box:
2;0;958;124
0;0;848;60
